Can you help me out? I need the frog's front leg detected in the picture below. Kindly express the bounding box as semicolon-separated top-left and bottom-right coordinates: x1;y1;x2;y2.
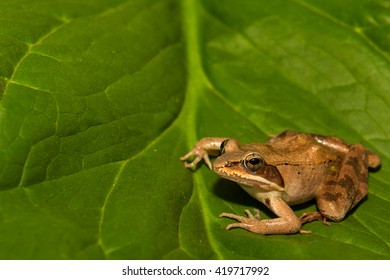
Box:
180;138;227;169
220;197;302;235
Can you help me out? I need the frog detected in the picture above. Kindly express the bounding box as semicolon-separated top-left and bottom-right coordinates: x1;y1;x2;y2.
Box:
180;130;381;235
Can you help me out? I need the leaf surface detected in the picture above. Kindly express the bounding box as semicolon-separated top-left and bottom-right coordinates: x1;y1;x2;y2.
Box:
0;0;389;259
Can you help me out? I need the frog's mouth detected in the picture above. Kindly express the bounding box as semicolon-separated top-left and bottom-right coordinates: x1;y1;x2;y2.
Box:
214;166;284;192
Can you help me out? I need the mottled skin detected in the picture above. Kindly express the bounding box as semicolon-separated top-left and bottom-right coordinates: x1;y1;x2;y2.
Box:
180;130;381;235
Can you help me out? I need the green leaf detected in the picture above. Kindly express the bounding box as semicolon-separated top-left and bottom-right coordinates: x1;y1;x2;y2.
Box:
0;0;389;259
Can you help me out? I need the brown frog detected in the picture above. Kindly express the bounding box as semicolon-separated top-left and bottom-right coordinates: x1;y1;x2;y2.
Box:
180;130;381;235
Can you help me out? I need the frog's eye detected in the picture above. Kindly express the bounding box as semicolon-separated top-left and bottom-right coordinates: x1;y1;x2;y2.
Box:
220;139;229;154
244;153;264;171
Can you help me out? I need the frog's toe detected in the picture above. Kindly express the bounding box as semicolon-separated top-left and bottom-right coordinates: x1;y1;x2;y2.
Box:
183;159;200;168
244;209;261;220
179;150;195;161
219;212;243;221
299;211;330;226
220;210;263;231
219;213;257;231
225;222;253;231
180;149;212;169
220;209;261;222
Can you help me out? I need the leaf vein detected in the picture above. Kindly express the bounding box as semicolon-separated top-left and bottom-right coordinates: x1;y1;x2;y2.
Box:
3;19;70;94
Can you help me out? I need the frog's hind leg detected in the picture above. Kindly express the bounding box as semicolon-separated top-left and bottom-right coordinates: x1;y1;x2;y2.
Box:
317;144;369;222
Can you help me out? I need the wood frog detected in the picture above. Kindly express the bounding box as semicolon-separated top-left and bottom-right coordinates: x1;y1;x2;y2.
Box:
180;130;381;235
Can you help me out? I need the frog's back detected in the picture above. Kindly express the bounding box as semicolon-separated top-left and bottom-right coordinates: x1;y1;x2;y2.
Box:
244;133;340;166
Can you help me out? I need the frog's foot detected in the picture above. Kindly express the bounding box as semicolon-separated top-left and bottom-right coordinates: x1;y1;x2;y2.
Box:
299;211;330;226
180;149;212;169
219;209;261;231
